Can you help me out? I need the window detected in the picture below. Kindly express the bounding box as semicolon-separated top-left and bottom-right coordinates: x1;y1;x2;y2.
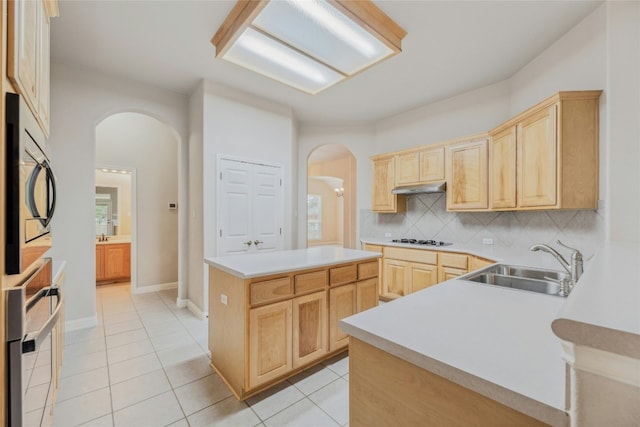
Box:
307;194;322;240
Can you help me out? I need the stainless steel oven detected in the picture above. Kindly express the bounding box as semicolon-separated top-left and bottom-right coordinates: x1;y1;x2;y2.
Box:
5;92;57;275
6;258;63;427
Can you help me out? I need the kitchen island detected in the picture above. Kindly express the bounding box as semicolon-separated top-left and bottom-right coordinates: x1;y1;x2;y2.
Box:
205;247;381;400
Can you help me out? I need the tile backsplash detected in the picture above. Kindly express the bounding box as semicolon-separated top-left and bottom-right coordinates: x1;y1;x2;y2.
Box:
360;193;605;259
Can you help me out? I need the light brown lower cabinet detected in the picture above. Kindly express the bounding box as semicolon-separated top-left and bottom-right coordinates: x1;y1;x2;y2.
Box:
378;246;495;300
209;257;380;400
293;291;327;368
329;284;356;352
249;300;293;388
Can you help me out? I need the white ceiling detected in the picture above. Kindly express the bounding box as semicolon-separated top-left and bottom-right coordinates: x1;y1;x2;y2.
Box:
51;1;602;126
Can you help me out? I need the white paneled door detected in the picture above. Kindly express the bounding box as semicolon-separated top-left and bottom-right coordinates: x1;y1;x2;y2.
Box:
217;157;283;256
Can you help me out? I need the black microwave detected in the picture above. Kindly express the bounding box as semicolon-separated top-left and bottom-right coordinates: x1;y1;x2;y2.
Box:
5;93;57;274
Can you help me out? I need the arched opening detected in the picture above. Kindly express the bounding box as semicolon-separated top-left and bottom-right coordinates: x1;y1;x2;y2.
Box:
95;112;180;294
307;144;357;248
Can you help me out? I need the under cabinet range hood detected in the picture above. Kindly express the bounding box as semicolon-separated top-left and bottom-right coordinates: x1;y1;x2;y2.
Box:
391;182;446;195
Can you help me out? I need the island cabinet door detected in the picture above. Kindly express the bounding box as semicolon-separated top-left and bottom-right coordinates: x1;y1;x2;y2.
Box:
356;278;378;312
249;300;293;389
329;284;356;352
292;291;327;369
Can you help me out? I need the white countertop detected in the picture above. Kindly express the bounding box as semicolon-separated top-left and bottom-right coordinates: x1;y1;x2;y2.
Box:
96;235;131;245
361;238;576;271
341;279;567;425
205;247;382;279
552;240;640;358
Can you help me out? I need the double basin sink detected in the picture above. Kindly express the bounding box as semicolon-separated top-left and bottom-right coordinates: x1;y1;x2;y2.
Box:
460;264;570;297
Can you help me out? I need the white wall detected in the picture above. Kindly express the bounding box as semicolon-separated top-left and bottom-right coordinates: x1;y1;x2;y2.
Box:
96;113;179;290
297;126;375;248
189;81;296;315
49;63;188;328
605;1;640;243
355;4;609;257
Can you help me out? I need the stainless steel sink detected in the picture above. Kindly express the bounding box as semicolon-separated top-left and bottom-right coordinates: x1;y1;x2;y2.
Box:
461;264;570;297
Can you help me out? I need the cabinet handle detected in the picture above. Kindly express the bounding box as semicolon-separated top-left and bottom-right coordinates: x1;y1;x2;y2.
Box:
244;241;253;246
254;240;263;246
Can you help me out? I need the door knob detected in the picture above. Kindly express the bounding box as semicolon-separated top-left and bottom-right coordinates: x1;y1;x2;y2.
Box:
244;241;253;246
254;240;263;246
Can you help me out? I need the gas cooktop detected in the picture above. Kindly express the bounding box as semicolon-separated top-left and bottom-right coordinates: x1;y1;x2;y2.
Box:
391;238;452;247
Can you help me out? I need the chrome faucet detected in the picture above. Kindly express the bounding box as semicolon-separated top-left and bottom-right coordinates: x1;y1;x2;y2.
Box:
529;240;584;283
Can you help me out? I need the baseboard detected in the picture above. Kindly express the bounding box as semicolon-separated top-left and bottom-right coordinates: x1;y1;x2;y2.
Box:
176;298;188;308
132;281;177;294
65;315;98;332
187;300;208;320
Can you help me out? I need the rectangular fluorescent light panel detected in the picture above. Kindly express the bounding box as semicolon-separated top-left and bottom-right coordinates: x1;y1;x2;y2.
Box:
213;0;406;94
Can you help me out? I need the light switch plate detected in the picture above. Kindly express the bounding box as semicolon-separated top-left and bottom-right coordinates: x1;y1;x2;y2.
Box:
482;238;494;245
220;294;228;305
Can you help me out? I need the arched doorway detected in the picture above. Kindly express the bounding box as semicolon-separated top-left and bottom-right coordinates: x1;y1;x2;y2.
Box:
307;145;357;248
95;112;180;294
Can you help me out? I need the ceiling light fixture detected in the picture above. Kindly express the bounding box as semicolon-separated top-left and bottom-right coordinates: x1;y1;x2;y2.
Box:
212;0;407;95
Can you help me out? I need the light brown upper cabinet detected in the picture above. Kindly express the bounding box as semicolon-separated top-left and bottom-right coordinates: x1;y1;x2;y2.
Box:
488;127;517;209
7;0;58;136
371;155;406;213
395;151;420;185
446;137;489;211
420;147;445;183
489;91;602;210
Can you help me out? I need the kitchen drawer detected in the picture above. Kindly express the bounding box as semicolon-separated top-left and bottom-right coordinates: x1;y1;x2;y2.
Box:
330;265;357;286
250;277;292;305
294;270;327;294
358;261;379;280
385;247;437;264
439;253;468;269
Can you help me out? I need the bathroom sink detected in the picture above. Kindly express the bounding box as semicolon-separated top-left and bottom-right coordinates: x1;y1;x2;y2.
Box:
461;264;569;297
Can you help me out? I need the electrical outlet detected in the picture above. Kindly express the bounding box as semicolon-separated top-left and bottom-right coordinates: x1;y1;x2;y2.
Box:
482;238;494;245
384;232;392;238
220;294;228;305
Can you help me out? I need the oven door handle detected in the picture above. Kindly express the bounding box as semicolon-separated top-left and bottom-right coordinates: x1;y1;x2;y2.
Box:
43;159;57;227
26;163;44;220
22;287;63;354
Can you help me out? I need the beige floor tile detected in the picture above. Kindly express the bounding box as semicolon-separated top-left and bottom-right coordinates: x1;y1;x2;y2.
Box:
164;353;215;388
108;352;162;385
60;350;107;378
165;419;189;427
102;310;139;326
56;367;110;403
323;354;349;376
77;414;114;427
113;391;184;427
106;338;154;365
104;318;143;336
142;318;187;338
52;387;112;427
288;365;340;396
157;342;205;367
111;369;171;411
174;374;232;415
187;396;260;427
105;328;148;349
246;380;305;420
65;327;105;346
308;378;350;426
64;337;107;358
263;398;340;427
150;329;197;352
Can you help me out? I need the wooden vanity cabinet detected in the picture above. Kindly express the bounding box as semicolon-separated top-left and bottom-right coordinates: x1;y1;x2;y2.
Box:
209;257;380;400
96;243;131;284
446;137;489;211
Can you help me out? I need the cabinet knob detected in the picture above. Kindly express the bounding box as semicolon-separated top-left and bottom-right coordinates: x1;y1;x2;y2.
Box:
244;241;253;246
254;240;263;246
